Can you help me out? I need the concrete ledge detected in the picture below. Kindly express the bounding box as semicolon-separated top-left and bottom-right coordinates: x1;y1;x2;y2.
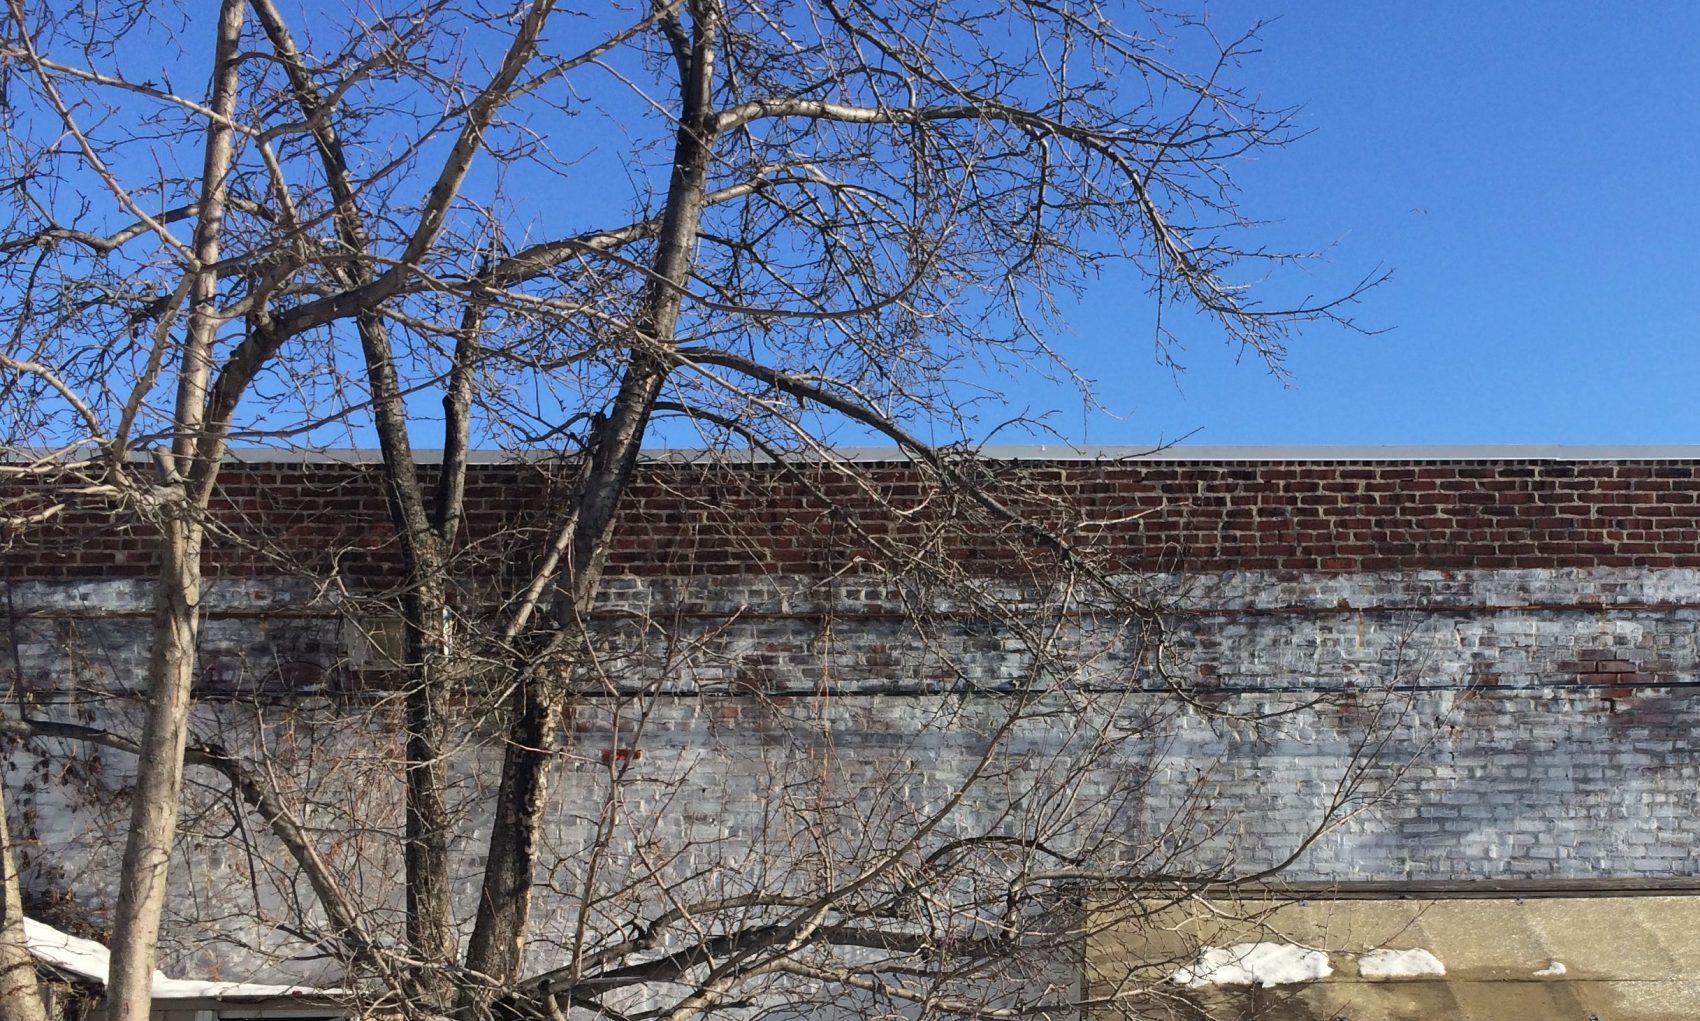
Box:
11;443;1697;464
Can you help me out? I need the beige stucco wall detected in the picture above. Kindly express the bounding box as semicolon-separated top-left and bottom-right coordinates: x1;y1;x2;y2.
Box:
1088;892;1700;1020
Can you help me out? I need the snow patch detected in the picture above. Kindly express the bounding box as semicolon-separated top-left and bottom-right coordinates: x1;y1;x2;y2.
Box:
23;919;111;984
1171;943;1332;987
1358;947;1445;979
149;976;337;1000
24;918;337;1000
1533;960;1567;977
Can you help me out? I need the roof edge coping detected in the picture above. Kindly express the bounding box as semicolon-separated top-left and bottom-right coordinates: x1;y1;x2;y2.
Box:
16;444;1700;465
218;444;1700;464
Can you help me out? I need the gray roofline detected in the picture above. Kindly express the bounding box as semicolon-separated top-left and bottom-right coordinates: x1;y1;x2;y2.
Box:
209;443;1700;463
18;444;1700;465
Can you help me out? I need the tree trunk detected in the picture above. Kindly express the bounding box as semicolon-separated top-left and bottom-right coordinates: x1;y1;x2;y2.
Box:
401;569;457;1007
457;662;558;995
105;4;245;1020
0;783;46;1021
460;4;721;996
251;0;467;988
356;305;460;1004
106;515;203;1021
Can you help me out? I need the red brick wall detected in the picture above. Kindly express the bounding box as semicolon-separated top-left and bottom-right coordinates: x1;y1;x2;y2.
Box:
5;458;1699;580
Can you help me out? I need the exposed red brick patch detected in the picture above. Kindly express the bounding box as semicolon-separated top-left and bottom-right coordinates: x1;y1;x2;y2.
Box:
10;458;1700;579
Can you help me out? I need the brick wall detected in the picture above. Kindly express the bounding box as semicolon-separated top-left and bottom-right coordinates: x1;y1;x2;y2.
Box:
6;453;1700;982
7;457;1700;580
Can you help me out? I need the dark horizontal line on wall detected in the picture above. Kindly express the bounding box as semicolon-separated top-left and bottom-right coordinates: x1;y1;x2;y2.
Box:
8;680;1698;705
1221;877;1700;900
15;600;1700;622
574;679;1700;696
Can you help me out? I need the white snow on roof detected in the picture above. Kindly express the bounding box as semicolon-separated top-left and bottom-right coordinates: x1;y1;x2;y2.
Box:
1358;947;1446;979
24;918;338;1001
146;976;335;1000
1170;942;1332;987
23;919;111;985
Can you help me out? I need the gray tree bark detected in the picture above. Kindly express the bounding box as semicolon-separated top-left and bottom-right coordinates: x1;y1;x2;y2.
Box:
459;3;723;998
0;784;46;1021
104;4;246;1020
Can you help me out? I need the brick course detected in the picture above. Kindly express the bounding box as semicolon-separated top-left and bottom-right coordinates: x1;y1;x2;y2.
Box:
8;457;1700;579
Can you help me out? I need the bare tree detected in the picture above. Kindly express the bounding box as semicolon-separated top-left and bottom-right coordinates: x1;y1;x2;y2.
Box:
0;2;1382;1020
0;775;44;1021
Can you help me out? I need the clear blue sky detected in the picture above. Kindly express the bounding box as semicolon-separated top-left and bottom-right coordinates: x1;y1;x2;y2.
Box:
16;2;1697;451
1048;1;1700;447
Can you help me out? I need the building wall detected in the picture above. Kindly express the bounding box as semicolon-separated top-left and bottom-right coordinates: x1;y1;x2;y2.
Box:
4;455;1699;979
11;456;1700;580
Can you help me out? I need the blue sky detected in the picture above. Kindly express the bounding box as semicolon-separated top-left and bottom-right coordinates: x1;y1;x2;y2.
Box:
14;2;1697;452
1047;1;1700;447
